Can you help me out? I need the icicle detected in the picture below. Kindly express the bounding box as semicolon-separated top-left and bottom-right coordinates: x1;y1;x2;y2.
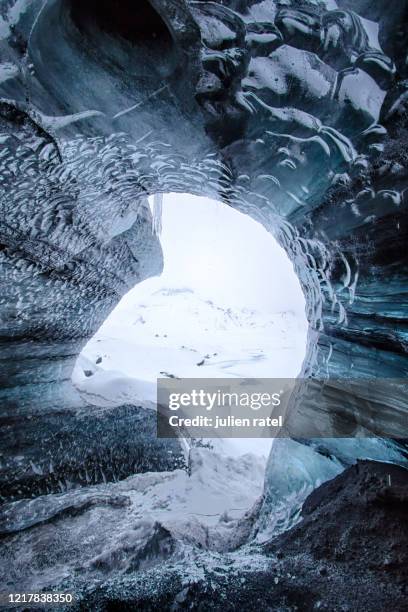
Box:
152;192;163;235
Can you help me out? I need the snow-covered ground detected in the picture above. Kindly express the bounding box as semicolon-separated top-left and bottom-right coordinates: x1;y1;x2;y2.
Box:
72;194;308;533
74;282;306;396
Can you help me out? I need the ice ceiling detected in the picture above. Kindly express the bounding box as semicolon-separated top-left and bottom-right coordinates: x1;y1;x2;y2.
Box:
0;0;407;547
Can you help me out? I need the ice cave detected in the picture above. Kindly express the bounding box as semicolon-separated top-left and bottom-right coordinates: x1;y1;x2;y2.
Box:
0;0;407;610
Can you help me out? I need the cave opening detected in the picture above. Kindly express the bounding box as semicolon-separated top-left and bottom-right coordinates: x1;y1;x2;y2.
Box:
74;193;308;461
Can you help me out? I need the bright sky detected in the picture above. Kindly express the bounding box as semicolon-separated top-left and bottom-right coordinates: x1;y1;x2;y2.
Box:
151;193;306;316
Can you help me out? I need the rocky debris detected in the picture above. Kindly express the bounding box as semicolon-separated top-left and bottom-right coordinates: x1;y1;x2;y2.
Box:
67;461;408;611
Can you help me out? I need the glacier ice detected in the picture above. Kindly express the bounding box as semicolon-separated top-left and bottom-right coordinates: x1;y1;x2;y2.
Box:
0;0;407;581
152;192;164;236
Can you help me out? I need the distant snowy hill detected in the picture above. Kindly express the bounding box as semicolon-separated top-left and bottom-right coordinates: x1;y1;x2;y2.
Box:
74;281;306;397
